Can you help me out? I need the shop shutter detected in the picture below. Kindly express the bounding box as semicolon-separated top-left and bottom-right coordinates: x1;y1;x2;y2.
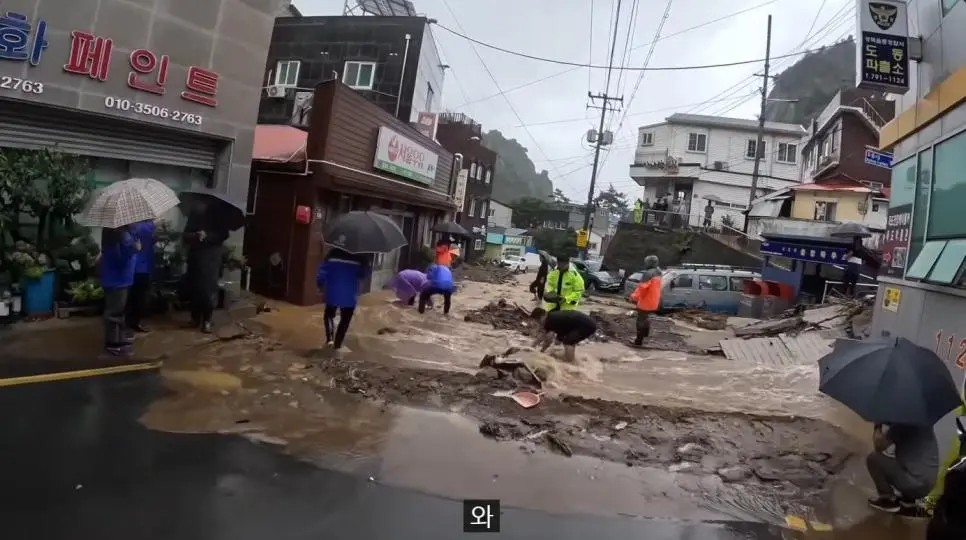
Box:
0;100;220;170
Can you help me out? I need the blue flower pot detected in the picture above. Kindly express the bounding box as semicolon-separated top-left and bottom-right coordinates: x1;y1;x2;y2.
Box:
24;270;56;316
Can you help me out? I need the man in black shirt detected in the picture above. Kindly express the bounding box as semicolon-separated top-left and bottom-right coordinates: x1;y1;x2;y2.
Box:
530;307;597;363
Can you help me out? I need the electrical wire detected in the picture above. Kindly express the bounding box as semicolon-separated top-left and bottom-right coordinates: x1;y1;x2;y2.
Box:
612;0;641;103
603;0;624;94
448;0;783;110
431;21;830;72
587;0;596;95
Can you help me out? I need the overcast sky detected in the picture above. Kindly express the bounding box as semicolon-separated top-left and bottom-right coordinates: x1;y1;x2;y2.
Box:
297;0;856;201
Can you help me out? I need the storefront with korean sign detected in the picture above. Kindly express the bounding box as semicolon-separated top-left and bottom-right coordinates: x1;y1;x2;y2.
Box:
246;81;457;305
0;1;277;202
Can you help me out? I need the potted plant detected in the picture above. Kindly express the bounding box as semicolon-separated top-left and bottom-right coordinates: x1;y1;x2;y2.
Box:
9;241;56;316
61;278;104;317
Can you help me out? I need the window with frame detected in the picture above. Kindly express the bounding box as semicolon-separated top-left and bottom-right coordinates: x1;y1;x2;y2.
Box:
469;162;478;179
813;201;837;221
274;60;300;87
687;133;707;153
698;275;729;291
640;132;654;146
745;139;763;159
342;61;376;90
479;200;487;218
927;130;966;239
943;0;960;16
468;198;478;216
474;239;483;250
910;148;934;261
671;274;694;288
777;142;797;164
729;276;748;291
484;168;492;184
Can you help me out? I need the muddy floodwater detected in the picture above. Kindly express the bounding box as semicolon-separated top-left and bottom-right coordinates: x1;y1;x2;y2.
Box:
137;274;924;536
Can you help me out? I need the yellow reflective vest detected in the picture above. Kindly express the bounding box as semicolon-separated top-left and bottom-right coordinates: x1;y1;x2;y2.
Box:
544;267;585;311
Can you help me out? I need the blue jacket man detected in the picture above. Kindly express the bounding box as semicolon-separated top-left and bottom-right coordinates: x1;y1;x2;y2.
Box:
100;226;140;356
419;263;455;315
316;249;368;352
127;220;155;331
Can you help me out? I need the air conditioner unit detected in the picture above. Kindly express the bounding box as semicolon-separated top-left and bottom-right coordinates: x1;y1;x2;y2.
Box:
265;85;289;99
713;161;727;170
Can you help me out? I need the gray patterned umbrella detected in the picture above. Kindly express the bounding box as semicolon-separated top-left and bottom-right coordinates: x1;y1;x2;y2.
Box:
79;178;179;228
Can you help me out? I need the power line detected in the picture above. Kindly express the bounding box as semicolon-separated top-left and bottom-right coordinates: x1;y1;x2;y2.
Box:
587;0;595;95
612;0;641;105
603;0;624;93
438;0;567;186
431;21;828;72
448;0;782;110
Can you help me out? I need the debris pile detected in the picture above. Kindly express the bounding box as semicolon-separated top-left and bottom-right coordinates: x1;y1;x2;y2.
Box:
463;299;533;330
667;309;728;330
455;263;518;284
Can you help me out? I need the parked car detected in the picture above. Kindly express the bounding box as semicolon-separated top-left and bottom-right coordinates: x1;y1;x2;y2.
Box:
623;264;760;314
499;256;528;273
572;259;620;294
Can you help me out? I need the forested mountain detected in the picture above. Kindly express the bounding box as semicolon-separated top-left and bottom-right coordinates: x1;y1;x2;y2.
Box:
482;130;553;203
764;37;857;125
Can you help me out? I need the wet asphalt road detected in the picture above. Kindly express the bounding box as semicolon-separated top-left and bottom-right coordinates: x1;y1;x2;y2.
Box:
0;372;786;540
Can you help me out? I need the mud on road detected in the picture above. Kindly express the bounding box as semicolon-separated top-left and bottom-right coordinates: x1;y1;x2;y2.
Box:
316;348;854;509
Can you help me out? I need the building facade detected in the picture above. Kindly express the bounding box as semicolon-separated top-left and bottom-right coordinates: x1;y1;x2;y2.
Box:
629;113;805;229
258;15;444;126
487;200;513;229
868;0;966;483
435;113;494;261
0;0;277;223
246;80;457;305
800;88;895;189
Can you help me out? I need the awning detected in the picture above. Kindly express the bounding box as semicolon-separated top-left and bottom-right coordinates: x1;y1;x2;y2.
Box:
318;160;456;211
748;197;789;218
252;124;307;163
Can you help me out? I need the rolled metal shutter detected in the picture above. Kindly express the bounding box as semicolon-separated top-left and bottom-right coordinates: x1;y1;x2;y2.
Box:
0;100;220;170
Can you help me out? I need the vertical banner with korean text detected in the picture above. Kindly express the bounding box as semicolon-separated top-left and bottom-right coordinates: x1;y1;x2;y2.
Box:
855;0;910;94
881;202;912;277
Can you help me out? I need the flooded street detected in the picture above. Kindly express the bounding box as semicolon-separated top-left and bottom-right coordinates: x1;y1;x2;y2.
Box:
114;273;919;537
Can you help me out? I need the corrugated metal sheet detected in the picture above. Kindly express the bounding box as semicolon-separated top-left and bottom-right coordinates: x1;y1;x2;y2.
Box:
720;332;833;366
0;100;219;169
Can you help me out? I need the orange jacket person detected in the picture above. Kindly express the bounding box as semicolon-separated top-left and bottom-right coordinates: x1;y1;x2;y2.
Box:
434;239;452;266
629;255;662;347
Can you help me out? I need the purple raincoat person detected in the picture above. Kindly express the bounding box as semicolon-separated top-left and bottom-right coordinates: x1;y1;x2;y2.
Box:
389;269;429;307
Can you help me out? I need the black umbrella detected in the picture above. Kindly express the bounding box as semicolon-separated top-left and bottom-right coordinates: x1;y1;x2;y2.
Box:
819;337;963;426
179;189;246;231
323;211;407;254
433;221;470;237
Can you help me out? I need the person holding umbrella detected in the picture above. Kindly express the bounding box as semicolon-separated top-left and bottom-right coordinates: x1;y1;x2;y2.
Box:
99;225;141;357
818;337;962;515
126;219;155;333
80;178;180;357
316;248;369;355
182;198;229;334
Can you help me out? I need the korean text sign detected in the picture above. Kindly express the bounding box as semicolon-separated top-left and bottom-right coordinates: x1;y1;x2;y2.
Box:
856;0;910;94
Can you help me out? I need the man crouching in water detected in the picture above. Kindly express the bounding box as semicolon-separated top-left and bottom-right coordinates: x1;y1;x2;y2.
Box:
529;307;598;363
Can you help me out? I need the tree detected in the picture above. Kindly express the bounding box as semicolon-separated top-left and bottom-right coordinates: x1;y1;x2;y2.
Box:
531;228;578;259
510;197;553;229
594;184;630;218
551;188;571;204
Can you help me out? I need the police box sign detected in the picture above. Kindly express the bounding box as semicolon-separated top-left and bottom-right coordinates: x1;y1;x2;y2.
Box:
856;0;910;94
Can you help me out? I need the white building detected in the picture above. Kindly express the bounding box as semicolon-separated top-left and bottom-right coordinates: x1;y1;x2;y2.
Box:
487;200;514;229
629;113;806;229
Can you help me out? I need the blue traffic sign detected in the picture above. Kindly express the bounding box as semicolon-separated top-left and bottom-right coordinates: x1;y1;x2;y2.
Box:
864;146;893;169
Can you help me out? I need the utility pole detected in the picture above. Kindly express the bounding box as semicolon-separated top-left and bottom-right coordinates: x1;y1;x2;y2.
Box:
744;14;772;234
581;91;622;258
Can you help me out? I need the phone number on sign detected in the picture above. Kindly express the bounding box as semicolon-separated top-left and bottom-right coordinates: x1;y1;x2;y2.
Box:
104;96;203;126
1;76;44;95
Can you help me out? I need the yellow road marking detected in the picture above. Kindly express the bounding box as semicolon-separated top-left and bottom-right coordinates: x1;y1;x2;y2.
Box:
0;362;162;387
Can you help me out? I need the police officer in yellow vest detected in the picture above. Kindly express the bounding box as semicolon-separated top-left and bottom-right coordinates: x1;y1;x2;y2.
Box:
543;255;585;311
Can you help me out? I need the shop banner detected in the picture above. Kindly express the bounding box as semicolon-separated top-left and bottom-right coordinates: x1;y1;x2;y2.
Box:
856;0;910;94
881;202;911;277
453;169;468;211
373;126;439;185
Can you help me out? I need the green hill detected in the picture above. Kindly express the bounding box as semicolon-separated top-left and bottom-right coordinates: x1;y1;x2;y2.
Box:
764;37;858;125
482;130;554;203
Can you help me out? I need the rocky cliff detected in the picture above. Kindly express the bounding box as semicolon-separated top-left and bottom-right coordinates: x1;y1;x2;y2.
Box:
764;38;857;125
482;130;554;203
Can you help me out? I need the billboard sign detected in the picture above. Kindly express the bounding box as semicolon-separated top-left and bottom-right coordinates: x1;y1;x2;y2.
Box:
856;0;910;94
373;126;439;185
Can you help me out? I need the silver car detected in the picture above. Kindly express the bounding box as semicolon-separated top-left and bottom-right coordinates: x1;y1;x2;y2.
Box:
623;265;760;314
